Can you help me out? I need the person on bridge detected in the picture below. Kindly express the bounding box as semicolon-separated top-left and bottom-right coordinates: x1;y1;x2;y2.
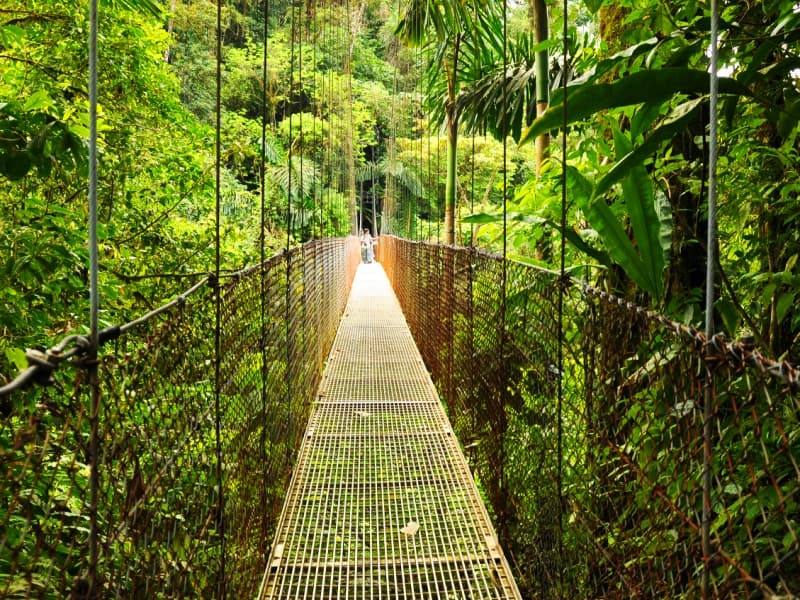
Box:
360;228;375;263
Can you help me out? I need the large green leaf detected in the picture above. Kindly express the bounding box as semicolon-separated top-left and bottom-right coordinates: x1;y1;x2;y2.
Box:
102;0;162;18
582;0;603;15
594;98;704;198
568;166;665;299
519;68;750;145
554;37;661;98
562;167;614;267
585;197;657;297
615;129;667;299
462;208;612;266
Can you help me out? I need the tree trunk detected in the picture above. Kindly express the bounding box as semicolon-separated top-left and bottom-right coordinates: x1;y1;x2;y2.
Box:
444;106;458;245
163;0;177;63
383;138;395;234
530;0;549;174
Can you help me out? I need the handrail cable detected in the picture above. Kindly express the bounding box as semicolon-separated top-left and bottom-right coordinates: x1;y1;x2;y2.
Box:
0;276;210;398
5;251;797;403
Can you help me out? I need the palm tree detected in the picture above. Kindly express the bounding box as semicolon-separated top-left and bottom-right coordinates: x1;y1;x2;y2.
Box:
530;0;550;173
267;155;321;239
357;157;425;238
395;0;504;245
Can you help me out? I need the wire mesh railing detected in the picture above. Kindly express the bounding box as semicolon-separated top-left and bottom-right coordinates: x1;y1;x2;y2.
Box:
0;237;360;598
379;235;800;600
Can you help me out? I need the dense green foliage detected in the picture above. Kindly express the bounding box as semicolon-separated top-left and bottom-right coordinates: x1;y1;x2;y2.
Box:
3;0;797;387
446;0;800;361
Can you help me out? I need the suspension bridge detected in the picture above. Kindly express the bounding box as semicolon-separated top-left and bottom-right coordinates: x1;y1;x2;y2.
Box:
2;0;800;597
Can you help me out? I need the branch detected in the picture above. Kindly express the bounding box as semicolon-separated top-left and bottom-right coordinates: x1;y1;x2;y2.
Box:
0;54;72;83
716;253;768;347
109;270;209;282
1;10;69;26
112;164;215;246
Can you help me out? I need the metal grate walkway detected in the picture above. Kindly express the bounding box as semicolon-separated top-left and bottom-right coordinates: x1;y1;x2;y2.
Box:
258;262;522;599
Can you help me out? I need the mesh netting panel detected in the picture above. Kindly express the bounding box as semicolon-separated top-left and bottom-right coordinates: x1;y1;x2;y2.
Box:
380;235;800;600
0;238;360;598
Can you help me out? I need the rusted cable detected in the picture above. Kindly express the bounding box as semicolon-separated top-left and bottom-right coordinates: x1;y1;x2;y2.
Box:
581;283;799;393
0;277;209;398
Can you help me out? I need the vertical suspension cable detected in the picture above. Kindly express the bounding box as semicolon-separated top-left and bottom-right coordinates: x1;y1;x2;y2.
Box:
298;1;305;240
285;0;298;476
321;2;329;236
416;50;422;240
311;0;320;238
386;5;399;236
327;2;335;234
334;7;343;229
435;107;440;242
259;0;271;551
213;0;226;594
335;4;342;228
501;2;507;260
88;1;99;363
87;0;100;593
557;0;569;586
260;3;272;243
702;0;720;595
288;0;297;248
424;75;431;241
345;0;357;235
469;4;479;247
470;132;475;246
499;0;510;542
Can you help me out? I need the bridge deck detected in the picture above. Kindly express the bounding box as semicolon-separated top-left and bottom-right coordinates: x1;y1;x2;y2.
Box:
258;263;521;599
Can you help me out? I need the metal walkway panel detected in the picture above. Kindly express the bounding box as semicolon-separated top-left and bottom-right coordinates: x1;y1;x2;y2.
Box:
259;263;521;600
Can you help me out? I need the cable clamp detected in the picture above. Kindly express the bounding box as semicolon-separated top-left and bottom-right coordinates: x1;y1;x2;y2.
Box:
73;336;100;368
25;348;59;386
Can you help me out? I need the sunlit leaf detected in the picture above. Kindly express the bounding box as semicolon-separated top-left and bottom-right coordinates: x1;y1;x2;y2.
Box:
520;69;750;145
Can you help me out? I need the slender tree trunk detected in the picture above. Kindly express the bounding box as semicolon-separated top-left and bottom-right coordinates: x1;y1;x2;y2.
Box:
371;171;377;235
163;0;177;63
531;0;549;174
444;35;461;246
384;138;395;234
444;106;458;245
